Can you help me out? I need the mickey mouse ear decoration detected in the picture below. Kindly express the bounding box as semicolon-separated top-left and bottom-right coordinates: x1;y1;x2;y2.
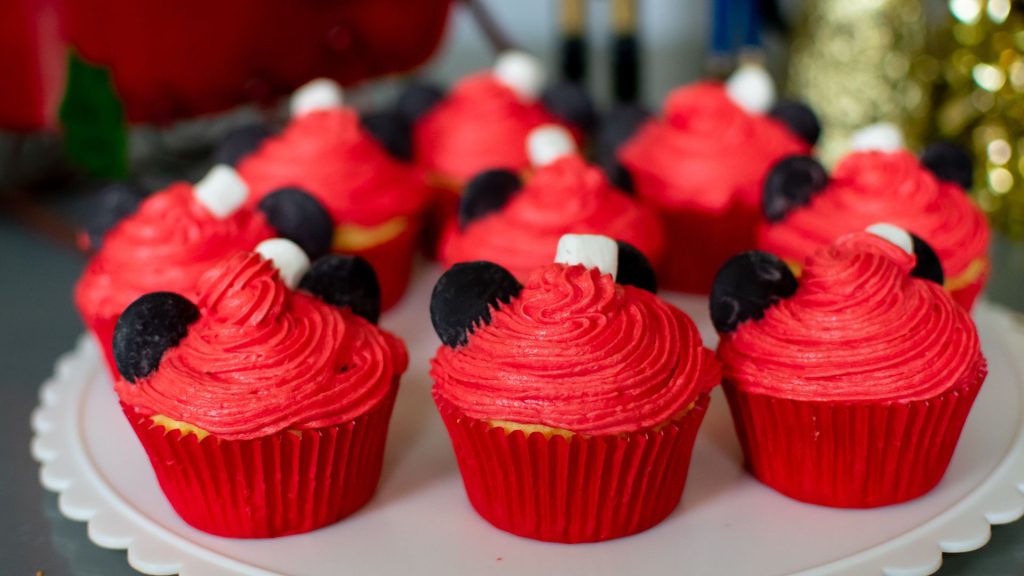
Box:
763;155;830;222
83;181;146;250
258;187;334;262
396;81;445;123
866;223;945;285
725;62;777;114
360;109;413;162
290;78;344;117
194;164;249;219
494;50;546;102
213;123;272;166
430;261;523;347
113;292;200;383
768;100;821;146
920;141;974;191
615;240;657;293
300;254;381;324
710;251;798;334
459;169;523;229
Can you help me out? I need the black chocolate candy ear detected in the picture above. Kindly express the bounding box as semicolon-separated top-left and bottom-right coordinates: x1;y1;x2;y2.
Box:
541;81;597;133
910;233;945;286
921;141;974;191
258;187;334;262
459;169;523;229
84;182;146;250
360;109;413;162
213;123;272;166
430;261;523;347
763;155;830;222
604;160;635;196
616;240;657;293
113;292;200;383
396;81;445;123
710;251;798;334
299;255;381;324
768;100;821;146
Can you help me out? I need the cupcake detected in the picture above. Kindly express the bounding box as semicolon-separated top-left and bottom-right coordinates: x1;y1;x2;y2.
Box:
112;238;407;537
756;126;990;310
439;125;664;281
75;165;332;379
236;78;433;309
603;63;819;294
430;234;720;542
712;226;987;508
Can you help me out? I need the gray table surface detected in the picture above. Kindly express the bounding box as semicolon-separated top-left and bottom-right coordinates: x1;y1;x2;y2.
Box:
3;193;1024;576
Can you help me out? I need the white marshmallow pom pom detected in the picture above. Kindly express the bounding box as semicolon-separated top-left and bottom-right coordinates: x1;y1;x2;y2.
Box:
725;62;777;114
849;122;905;152
555;234;619;279
493;50;546;102
255;238;312;290
527;125;576;167
866;222;914;255
290;78;344;117
193;164;249;219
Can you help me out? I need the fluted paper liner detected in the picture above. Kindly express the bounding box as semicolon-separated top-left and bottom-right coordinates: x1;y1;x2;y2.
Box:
724;358;987;508
122;382;397;538
435;392;710;543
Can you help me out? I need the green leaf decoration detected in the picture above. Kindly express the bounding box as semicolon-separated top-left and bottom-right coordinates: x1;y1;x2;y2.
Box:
59;51;128;178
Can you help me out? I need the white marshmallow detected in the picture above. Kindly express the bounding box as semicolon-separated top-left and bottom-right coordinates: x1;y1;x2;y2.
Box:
527;125;576;167
849;122;905;152
290;78;344;117
555;234;619;279
493;50;545;102
866;222;914;255
725;62;777;114
193;164;249;219
255;238;312;290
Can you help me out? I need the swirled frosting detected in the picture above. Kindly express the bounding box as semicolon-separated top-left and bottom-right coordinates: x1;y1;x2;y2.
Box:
718;232;982;402
238;108;431;225
618;82;808;213
75;184;273;322
440;155;665;280
115;251;408;440
757;150;991;279
414;74;561;184
432;264;720;435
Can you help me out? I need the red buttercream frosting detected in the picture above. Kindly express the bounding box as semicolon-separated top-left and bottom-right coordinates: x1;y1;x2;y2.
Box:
414;73;562;184
75;183;273;322
115;251;408;440
618;82;808;213
432;263;720;435
440;155;665;280
238;107;431;226
719;232;982;402
757;150;991;280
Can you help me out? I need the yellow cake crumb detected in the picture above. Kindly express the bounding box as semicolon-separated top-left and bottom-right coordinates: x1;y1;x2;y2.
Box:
333;217;408;252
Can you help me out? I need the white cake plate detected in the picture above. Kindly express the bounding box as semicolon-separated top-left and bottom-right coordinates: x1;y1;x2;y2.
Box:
30;266;1024;576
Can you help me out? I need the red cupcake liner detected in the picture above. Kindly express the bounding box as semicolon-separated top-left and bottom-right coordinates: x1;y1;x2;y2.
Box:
949;268;989;311
421;179;460;260
84;312;120;383
122;383;398;538
434;393;711;543
723;358;987;508
341;220;420;311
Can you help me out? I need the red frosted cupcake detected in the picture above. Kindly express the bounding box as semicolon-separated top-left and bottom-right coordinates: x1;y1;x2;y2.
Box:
711;226;987;508
112;238;407;537
439;125;664;281
605;64;818;294
236;78;433;309
756;128;990;310
430;234;719;542
75;165;332;379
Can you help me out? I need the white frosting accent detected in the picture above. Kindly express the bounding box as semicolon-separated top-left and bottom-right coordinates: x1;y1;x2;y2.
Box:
255;238;311;290
493;50;545;102
527;125;576;167
290;78;344;117
849;122;906;152
725;62;777;114
555;234;619;279
867;222;914;255
193;164;249;219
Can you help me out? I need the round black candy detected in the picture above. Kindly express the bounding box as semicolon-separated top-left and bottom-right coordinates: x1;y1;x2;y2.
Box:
768;100;821;146
396;81;445;123
763;155;830;222
596;104;651;168
920;141;974;191
84;181;146;250
360;110;413;162
299;255;381;324
603;160;635;196
213;123;272;166
541;81;597;132
910;233;945;286
430;261;523;348
459;169;523;229
616;240;656;293
113;292;200;383
710;251;798;334
258;187;334;261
